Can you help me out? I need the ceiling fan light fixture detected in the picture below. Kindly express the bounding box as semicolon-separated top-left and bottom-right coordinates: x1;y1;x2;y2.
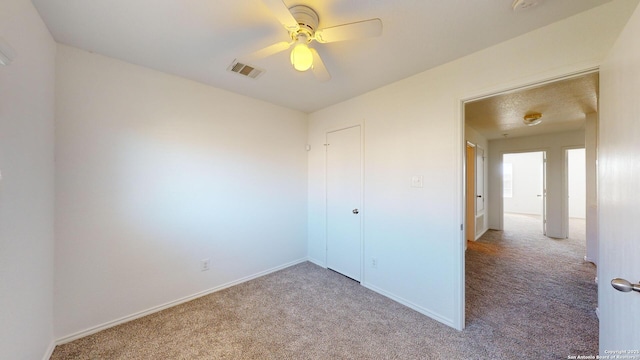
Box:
244;2;382;80
523;112;543;126
290;37;313;72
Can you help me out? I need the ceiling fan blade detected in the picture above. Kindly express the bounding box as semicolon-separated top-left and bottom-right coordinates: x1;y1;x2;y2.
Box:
315;18;382;43
241;41;292;63
262;0;300;32
310;48;331;82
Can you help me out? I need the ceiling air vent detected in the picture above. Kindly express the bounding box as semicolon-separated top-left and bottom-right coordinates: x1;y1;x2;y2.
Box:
227;60;265;79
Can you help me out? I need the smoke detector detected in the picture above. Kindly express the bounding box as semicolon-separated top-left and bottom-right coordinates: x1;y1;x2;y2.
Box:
512;0;543;11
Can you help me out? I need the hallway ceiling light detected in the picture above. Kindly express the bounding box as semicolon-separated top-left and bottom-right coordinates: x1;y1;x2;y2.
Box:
523;112;543;126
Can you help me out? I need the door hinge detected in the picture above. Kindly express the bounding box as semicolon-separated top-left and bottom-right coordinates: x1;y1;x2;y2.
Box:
460;224;464;231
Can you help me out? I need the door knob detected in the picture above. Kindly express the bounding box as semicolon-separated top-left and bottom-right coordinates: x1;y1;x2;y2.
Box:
352;209;359;214
611;278;640;293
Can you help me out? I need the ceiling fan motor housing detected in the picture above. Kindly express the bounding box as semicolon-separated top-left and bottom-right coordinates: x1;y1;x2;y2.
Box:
289;5;319;40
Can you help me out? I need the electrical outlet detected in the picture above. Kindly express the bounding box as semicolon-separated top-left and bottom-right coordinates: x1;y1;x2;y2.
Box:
200;258;211;271
371;257;378;268
411;176;423;188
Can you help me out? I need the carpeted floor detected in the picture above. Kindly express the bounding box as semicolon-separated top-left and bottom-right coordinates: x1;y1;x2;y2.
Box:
51;213;597;359
464;213;597;359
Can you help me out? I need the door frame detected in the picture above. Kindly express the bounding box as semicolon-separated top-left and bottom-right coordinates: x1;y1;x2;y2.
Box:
500;150;547;232
563;146;587;240
324;123;365;282
458;66;599;330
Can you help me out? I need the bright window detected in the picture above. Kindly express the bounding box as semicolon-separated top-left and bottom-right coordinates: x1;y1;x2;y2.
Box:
503;163;513;198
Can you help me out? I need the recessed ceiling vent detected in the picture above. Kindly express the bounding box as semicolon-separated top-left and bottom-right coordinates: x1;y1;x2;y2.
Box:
227;60;265;79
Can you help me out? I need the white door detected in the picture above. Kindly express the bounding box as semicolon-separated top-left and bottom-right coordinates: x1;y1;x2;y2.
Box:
465;143;475;242
475;146;484;215
598;5;640;352
326;126;362;281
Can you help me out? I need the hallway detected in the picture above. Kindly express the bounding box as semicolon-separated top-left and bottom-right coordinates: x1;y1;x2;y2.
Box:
466;213;597;358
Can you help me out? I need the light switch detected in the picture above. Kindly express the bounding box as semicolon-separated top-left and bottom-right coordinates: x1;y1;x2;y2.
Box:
411;175;423;188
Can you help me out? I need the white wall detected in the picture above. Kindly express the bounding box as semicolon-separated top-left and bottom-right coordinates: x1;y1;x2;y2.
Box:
503;152;544;215
308;1;636;330
0;0;57;359
54;45;308;339
567;148;586;219
489;131;585;238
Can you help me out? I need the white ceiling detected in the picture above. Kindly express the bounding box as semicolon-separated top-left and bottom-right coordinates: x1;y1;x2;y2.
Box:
32;0;611;113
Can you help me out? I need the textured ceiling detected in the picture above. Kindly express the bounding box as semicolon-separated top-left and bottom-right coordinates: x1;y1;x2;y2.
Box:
32;0;613;113
465;72;599;140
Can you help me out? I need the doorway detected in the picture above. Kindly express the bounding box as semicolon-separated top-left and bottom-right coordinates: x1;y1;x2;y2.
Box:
325;125;362;281
502;151;546;235
461;70;599;332
566;148;586;241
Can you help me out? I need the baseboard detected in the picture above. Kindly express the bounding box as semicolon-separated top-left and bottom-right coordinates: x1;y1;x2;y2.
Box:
42;339;56;360
307;257;326;268
55;257;308;345
361;282;456;330
474;227;488;241
584;255;597;265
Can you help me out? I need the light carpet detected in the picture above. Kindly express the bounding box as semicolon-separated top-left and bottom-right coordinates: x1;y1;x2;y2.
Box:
51;213;597;359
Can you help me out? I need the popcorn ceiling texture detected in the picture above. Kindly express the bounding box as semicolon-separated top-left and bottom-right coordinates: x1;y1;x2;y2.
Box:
51;214;596;359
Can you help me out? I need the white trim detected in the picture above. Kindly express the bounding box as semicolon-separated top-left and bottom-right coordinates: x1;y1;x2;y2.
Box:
360;121;366;285
461;66;600;104
474;227;489;241
456;97;466;331
362;283;456;329
55;257;308;345
499;149;549;232
307;257;327;268
563;146;587;240
42;340;56;360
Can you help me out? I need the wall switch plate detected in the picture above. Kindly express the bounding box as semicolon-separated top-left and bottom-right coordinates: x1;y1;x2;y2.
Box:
371;257;378;268
201;258;211;271
411;176;423;188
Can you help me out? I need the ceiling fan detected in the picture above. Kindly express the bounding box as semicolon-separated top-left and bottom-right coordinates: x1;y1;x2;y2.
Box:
239;0;383;81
